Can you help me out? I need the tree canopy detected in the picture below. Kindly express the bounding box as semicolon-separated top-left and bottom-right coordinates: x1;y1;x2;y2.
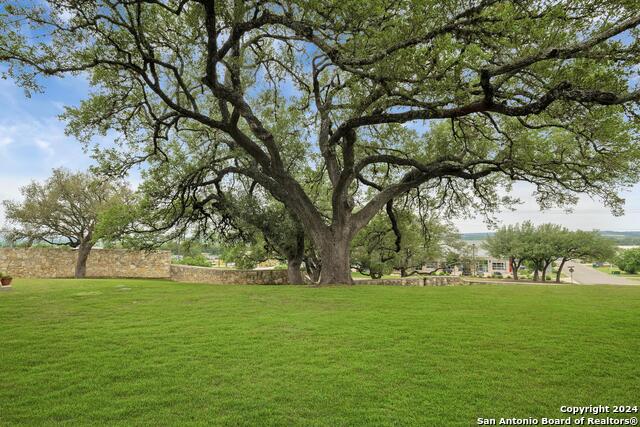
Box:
484;222;617;282
2;0;639;283
2;168;132;277
351;205;459;278
616;247;640;274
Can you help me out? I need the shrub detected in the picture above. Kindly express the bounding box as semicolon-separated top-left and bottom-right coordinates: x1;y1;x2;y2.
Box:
176;254;212;267
615;248;640;274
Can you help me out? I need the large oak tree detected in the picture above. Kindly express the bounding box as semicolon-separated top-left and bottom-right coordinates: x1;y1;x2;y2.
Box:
2;0;640;283
2;169;132;278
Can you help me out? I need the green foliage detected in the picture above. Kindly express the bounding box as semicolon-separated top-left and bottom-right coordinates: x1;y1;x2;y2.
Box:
351;207;459;277
484;223;530;265
2;168;132;248
486;223;618;265
163;240;219;258
176;254;212;268
221;241;268;270
615;248;640;274
485;222;617;280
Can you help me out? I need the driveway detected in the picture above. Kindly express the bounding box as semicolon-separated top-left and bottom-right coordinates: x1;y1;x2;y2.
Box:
565;263;636;285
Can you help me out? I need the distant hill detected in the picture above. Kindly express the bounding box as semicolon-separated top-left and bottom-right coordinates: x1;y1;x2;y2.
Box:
460;233;493;241
599;231;640;238
461;230;640;245
598;231;640;245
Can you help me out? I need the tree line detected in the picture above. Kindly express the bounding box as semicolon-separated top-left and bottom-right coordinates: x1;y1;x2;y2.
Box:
2;169;633;284
484;222;617;282
2;168;462;281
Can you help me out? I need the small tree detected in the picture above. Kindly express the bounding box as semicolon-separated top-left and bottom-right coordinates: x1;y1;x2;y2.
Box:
525;223;566;282
112;150;310;283
554;230;617;282
2;169;131;278
220;197;307;283
351;204;457;278
487;222;618;282
615;248;640;274
484;223;533;280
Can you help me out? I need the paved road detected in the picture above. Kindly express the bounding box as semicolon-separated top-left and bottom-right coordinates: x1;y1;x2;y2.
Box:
565;263;635;285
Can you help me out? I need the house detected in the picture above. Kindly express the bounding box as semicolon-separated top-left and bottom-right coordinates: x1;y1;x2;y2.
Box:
422;245;512;278
457;246;511;277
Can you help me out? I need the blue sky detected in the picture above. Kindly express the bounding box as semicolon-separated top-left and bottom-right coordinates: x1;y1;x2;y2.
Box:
0;72;639;233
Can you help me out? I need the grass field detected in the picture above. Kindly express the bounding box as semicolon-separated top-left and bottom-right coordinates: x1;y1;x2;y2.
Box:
1;279;639;426
594;265;640;282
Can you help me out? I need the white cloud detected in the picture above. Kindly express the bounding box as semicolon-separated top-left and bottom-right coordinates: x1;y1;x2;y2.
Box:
0;118;68;156
453;182;640;233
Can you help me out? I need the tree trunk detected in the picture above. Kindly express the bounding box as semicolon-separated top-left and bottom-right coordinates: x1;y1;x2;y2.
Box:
400;267;408;277
317;233;352;285
533;267;539;282
75;240;93;278
284;226;305;285
510;257;519;280
287;257;304;284
543;260;554;282
555;258;567;283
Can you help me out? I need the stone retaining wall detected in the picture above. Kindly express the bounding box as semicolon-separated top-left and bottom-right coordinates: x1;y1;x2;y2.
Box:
355;276;462;286
0;248;171;278
170;264;289;285
0;248;469;287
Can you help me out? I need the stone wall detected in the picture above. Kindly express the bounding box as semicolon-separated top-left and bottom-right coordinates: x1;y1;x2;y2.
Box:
0;248;171;278
0;248;467;286
170;264;289;285
355;276;462;286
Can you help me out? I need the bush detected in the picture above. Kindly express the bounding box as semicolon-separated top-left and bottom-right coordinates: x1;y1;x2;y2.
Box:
176;254;212;267
615;248;640;274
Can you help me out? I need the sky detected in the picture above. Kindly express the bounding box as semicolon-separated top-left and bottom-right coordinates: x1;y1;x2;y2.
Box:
0;72;639;233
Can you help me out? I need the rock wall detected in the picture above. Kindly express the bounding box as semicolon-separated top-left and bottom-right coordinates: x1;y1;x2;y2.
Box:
0;248;171;278
170;264;289;285
354;276;462;286
0;248;466;287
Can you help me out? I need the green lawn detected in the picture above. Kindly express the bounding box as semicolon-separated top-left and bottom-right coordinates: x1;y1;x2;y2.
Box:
595;265;640;282
1;279;639;426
